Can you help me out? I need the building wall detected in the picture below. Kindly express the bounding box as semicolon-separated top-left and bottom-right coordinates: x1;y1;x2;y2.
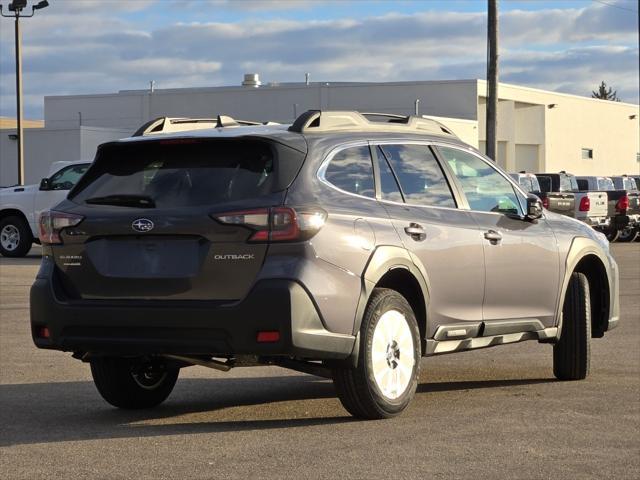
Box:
0;127;130;186
478;80;639;175
44;80;480;130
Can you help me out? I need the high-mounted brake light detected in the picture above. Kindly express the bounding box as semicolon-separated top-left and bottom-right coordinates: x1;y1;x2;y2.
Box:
542;197;549;209
579;196;590;212
38;210;84;245
616;194;629;213
212;207;326;242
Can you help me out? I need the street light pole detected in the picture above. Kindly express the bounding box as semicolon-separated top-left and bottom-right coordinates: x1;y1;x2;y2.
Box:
14;12;24;185
1;0;49;185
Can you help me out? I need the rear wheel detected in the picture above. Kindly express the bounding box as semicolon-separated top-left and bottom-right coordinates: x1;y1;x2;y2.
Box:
0;215;32;257
617;226;639;243
603;227;619;243
332;288;421;419
553;272;591;380
90;357;179;409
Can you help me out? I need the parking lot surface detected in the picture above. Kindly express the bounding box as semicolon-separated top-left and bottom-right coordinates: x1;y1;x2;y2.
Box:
1;244;638;479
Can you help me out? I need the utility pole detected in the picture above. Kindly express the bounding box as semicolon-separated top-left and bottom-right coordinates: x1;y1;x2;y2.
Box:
485;0;498;162
1;0;49;185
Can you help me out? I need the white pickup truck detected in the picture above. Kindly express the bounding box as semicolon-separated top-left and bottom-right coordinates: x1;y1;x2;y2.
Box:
0;160;90;257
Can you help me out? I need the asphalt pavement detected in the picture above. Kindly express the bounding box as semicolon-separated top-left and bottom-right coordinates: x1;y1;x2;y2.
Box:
1;244;638;479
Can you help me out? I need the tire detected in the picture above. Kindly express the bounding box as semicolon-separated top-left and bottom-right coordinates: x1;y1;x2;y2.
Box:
617;226;639;243
553;272;591;380
332;288;421;419
90;357;179;409
0;215;33;257
603;228;619;243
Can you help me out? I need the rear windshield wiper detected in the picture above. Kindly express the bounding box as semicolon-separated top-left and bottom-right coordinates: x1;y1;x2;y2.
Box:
85;194;156;208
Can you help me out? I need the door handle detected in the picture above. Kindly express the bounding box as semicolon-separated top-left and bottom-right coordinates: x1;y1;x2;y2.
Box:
484;229;502;244
404;223;426;241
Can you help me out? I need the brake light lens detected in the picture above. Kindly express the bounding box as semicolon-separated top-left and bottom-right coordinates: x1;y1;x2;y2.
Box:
38;211;84;245
616;195;629;212
579;196;590;212
542;197;549;209
213;207;326;242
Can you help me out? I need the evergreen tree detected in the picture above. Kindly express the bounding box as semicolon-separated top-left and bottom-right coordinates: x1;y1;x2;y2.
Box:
592;81;620;101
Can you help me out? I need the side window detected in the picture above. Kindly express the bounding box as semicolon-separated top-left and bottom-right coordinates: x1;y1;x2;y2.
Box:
324;146;375;198
50;164;90;190
376;147;403;202
379;144;456;207
439;146;522;215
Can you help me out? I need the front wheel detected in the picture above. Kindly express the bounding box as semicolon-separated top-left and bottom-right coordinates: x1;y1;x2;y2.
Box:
90;357;179;409
553;272;591;380
332;288;421;419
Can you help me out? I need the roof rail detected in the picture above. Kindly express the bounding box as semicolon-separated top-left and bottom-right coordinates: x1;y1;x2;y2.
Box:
132;116;280;136
288;110;457;137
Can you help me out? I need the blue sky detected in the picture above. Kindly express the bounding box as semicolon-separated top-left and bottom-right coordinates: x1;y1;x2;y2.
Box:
0;0;638;119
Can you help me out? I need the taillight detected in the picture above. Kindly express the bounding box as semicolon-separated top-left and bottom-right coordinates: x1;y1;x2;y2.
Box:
616;195;629;212
579;196;590;212
38;210;84;245
213;207;326;242
542;197;549;209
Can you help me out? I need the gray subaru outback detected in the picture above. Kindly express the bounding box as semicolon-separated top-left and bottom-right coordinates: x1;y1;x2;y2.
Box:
31;111;620;419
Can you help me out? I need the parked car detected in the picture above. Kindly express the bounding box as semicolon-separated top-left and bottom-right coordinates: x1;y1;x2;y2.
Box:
31;111;620;419
0;160;91;257
509;172;542;194
576;175;639;242
534;171;608;230
610;175;640;242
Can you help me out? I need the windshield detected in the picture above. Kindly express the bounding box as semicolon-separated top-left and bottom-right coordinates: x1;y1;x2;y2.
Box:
71;140;284;208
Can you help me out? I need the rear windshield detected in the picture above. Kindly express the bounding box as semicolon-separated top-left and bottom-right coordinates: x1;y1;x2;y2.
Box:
597;177;615;191
70;139;302;208
537;175;551;192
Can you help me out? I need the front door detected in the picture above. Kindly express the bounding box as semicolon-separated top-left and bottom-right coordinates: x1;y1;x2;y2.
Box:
372;143;485;332
436;146;560;327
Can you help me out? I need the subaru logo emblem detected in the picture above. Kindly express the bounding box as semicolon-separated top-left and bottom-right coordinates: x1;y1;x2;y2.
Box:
132;218;154;233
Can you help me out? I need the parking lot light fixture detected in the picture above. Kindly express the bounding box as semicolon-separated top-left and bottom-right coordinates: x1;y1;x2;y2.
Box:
0;0;50;185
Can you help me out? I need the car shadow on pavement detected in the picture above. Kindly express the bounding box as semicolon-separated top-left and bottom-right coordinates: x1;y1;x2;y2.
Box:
0;375;556;447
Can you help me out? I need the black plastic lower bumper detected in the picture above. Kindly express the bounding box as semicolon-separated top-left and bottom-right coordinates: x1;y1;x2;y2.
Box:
30;263;354;360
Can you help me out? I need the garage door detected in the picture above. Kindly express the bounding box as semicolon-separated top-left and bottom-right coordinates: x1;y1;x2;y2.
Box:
515;144;539;172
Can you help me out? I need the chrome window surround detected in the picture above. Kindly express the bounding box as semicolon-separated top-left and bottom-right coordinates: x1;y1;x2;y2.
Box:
317;139;533;217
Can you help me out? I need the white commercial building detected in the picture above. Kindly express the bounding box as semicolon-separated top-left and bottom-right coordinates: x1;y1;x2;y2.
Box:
1;78;638;185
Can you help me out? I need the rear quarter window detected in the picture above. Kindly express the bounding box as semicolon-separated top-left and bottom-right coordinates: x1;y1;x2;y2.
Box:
323;145;375;198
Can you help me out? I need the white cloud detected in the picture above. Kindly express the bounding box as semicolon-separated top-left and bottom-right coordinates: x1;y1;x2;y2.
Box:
0;0;637;118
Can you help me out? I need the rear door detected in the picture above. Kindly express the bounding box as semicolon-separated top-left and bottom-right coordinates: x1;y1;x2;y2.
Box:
55;138;304;301
437;146;560;327
373;142;485;329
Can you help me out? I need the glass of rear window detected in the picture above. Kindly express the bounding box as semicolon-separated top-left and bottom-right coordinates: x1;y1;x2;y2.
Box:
70;140;278;208
323;146;375;198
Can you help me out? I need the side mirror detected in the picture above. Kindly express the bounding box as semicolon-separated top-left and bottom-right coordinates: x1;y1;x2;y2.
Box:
39;178;51;191
526;194;543;220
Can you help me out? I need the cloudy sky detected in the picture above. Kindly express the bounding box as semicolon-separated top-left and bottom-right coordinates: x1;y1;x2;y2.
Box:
0;0;638;119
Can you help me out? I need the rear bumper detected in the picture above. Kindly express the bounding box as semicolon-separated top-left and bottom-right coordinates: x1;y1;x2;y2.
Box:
30;259;355;360
581;216;610;227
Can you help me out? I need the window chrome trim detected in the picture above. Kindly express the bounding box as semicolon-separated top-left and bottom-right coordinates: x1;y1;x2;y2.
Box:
316;138;533;217
317;140;379;202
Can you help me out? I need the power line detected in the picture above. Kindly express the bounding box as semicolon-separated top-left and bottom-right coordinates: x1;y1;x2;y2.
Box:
592;0;638;13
